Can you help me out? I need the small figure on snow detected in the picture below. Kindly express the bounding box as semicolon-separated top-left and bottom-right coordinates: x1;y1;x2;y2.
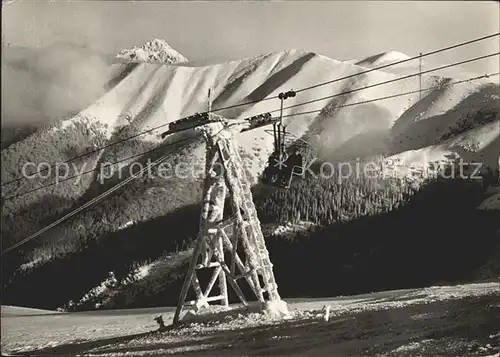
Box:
322;304;331;322
154;315;167;332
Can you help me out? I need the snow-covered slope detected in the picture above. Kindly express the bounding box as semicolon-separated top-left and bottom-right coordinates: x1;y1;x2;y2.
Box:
63;49;499;163
2;46;498;201
386;120;500;175
116;39;188;64
355;50;413;67
2;43;499;331
3;42;497;186
1;305;61;316
2;282;498;356
350;50;422;76
1;42;498;256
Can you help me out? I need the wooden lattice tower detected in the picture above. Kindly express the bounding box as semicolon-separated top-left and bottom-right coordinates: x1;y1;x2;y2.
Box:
172;118;284;324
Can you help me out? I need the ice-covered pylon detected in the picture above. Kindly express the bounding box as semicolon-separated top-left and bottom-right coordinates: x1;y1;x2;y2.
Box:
172;114;287;324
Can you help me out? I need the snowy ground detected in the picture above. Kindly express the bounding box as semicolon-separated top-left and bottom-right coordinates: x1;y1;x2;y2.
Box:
2;282;499;356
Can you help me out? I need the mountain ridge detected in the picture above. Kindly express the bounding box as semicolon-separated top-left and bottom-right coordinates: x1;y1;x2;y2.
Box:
2;47;498;204
115;39;188;64
1;43;498;304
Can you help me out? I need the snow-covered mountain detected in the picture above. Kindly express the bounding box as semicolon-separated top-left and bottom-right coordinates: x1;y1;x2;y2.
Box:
115;39;188;64
1;40;498;260
2;43;498;217
2;39;499;315
355;50;413;67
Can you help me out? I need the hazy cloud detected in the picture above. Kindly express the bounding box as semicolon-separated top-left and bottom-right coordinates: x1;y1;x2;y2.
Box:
1;43;110;128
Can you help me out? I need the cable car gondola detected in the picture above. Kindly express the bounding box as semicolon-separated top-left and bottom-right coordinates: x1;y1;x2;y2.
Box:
258;90;314;188
261;127;313;189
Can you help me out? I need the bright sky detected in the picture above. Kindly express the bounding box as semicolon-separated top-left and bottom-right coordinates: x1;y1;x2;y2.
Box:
2;1;499;73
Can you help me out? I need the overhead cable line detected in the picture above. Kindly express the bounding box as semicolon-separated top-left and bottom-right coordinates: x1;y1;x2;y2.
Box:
4;71;496;203
1;33;498;187
1;138;196;255
2;137;194;201
1;124;172;187
211;32;500;110
292;33;500;94
2;72;497;254
5;51;497;189
272;52;499;114
2;127;234;254
280;72;500;119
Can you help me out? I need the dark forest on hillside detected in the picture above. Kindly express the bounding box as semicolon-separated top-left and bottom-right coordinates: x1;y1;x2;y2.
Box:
2;171;498;311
